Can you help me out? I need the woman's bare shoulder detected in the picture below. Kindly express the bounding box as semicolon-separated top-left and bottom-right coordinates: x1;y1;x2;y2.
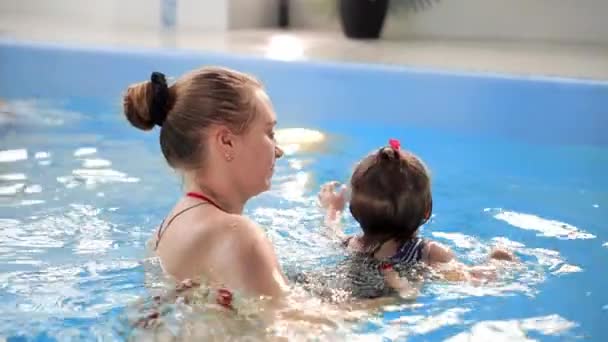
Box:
187;211;266;249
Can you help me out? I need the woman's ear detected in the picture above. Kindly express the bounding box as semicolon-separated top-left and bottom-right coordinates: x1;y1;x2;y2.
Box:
214;126;236;161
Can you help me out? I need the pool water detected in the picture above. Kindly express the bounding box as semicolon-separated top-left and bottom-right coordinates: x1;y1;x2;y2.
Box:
0;96;606;341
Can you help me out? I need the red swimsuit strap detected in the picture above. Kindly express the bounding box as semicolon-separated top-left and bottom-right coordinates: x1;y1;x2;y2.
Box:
186;192;223;211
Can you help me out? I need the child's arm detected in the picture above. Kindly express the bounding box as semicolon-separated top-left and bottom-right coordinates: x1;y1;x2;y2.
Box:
422;241;517;282
318;181;348;240
381;266;420;299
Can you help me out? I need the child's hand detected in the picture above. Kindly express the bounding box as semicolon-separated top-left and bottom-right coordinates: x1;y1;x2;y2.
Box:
318;181;347;211
381;266;419;299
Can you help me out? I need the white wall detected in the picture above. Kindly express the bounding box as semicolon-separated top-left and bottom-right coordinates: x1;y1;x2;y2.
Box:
2;0;604;45
228;0;278;29
178;0;228;31
0;0;229;31
290;0;608;45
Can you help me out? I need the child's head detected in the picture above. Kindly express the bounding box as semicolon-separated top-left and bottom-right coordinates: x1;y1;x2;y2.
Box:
349;141;432;243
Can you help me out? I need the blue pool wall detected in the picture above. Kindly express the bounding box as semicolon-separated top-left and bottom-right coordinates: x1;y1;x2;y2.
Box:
1;39;607;145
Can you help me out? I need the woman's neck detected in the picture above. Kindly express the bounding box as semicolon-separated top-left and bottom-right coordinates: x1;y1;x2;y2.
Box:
183;171;246;214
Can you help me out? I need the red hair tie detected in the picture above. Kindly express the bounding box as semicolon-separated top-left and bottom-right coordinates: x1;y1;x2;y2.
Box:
389;138;401;151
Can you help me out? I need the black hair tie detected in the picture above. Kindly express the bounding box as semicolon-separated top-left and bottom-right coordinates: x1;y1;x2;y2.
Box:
150;71;169;127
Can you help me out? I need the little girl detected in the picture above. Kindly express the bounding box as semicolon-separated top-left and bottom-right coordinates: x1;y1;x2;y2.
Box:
316;139;515;299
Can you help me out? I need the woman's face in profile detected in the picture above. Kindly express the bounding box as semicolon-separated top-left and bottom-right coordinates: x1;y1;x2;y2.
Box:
231;89;283;197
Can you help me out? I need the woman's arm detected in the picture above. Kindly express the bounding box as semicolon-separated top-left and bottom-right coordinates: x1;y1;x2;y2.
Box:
231;217;289;301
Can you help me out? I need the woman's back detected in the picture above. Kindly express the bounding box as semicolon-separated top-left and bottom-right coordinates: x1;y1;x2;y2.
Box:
154;198;231;283
154;197;287;300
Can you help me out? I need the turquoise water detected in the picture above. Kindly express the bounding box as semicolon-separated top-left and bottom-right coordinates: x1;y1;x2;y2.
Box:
0;97;607;340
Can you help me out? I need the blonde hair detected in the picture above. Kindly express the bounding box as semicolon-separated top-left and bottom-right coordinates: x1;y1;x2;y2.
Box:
123;67;262;170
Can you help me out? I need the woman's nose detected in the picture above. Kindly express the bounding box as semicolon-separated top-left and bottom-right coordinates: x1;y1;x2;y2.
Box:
275;145;284;159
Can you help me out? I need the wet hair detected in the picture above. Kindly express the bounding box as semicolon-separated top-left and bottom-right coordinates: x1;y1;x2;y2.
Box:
123;67;262;170
349;147;432;247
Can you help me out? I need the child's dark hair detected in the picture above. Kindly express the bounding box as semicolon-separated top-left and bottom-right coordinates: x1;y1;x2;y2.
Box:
349;146;432;247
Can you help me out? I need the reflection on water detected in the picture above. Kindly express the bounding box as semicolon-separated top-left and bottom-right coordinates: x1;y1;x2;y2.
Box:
0;98;604;340
386;307;470;337
446;315;577;342
489;208;596;240
0;183;26;196
0;148;28;163
0;99;84;127
0;173;27;181
271;171;310;202
73;147;97;157
34;151;50;159
82;158;112;168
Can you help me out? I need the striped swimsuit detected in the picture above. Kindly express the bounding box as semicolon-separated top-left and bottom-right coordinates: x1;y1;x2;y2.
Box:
342;237;426;298
291;237;426;299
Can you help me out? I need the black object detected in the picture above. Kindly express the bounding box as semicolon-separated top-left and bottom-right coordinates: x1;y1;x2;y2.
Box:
339;0;389;39
278;0;289;28
150;71;169;127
